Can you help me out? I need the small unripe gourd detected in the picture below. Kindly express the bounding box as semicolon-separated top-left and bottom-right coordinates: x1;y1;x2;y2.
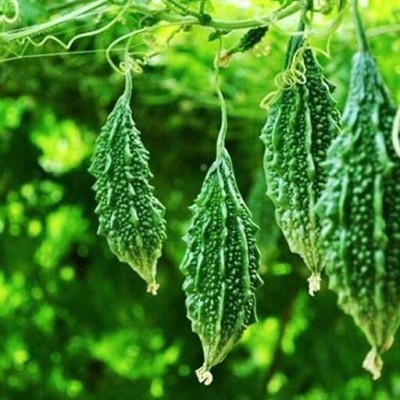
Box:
232;26;268;54
89;71;166;294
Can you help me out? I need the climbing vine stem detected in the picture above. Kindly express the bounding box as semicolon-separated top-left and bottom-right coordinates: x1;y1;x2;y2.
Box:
0;1;304;44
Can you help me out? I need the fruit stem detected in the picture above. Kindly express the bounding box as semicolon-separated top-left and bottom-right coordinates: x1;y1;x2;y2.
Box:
214;39;228;160
351;0;370;52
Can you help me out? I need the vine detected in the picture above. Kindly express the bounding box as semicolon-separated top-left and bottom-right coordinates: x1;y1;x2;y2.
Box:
0;0;351;80
0;0;311;73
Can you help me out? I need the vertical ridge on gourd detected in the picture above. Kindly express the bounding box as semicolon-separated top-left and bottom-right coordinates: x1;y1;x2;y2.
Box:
316;0;400;379
180;76;263;384
260;26;341;295
89;70;167;295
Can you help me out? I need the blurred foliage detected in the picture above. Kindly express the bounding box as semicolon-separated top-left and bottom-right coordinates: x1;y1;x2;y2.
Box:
0;1;400;399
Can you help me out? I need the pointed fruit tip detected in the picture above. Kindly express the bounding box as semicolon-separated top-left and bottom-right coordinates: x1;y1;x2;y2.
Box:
147;281;160;296
195;366;213;386
362;348;383;380
307;273;321;296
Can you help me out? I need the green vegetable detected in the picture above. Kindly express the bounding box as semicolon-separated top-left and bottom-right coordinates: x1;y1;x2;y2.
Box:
89;71;167;295
316;1;400;379
180;82;263;385
260;27;341;295
231;26;268;54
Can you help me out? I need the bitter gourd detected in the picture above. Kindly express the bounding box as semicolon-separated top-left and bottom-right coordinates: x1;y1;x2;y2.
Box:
260;26;341;294
231;26;268;54
180;84;263;385
89;70;166;295
316;1;400;379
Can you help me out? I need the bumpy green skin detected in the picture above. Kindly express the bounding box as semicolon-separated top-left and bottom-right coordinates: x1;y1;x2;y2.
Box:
234;26;268;53
89;93;166;294
316;51;400;378
180;149;263;384
260;38;341;293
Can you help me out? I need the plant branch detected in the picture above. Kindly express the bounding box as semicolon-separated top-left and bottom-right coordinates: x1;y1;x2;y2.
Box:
0;0;109;43
136;1;304;30
1;0;304;44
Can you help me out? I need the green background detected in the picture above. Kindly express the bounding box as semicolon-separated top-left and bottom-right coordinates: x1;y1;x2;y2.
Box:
1;1;400;399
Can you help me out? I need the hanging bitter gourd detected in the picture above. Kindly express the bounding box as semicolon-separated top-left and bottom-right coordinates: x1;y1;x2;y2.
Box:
316;0;400;379
180;83;263;385
89;70;166;295
260;24;341;295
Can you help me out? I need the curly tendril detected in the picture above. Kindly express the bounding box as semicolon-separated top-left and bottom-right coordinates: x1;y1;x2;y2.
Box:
19;2;127;52
106;23;184;75
0;0;19;24
260;42;308;110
